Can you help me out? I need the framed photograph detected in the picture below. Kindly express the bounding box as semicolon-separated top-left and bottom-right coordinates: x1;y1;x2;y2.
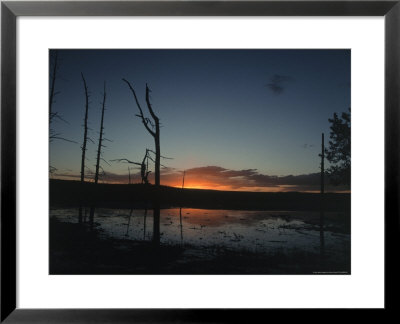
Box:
1;0;398;321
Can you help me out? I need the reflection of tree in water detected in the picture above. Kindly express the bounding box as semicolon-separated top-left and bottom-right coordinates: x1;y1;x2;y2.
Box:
143;208;147;240
125;208;133;237
153;205;161;246
179;208;183;245
89;206;95;230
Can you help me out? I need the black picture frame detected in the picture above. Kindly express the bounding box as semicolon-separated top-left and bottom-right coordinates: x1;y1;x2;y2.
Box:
1;0;398;321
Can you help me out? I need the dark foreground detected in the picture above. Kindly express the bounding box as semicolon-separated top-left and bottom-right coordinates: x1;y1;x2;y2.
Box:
50;180;350;274
50;218;350;275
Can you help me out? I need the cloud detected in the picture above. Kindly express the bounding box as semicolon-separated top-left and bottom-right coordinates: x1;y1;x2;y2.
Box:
53;165;349;192
266;74;293;94
160;166;348;192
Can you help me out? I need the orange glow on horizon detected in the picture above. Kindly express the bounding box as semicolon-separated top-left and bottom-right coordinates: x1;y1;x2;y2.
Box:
51;174;350;193
169;178;294;192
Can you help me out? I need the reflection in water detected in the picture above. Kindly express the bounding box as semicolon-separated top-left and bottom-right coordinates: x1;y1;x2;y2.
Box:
89;206;95;229
143;208;147;241
153;205;160;246
54;207;349;257
125;208;133;237
78;206;83;223
320;209;325;260
179;207;183;245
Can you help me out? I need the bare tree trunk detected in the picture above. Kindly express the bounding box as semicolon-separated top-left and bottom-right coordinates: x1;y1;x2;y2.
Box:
49;50;58;121
154;134;160;187
80;73;90;183
145;84;160;187
122;79;161;186
144;84;161;245
122;79;162;246
94;82;107;184
79;73;90;223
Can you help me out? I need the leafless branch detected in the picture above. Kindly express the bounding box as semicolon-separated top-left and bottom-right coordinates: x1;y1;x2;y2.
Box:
50;136;77;144
123;78;156;137
147;149;173;160
110;158;142;166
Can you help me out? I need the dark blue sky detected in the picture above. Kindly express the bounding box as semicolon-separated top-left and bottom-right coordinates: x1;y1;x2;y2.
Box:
50;49;350;191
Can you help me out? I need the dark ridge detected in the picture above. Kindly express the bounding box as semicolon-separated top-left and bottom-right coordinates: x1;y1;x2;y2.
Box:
50;179;350;212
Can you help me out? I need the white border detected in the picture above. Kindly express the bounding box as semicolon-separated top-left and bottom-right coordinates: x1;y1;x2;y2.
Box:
17;17;384;308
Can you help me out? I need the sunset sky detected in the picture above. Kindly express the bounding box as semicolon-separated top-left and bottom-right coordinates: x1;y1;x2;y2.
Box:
49;49;350;192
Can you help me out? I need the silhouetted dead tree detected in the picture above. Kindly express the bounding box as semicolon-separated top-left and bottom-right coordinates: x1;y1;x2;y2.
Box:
78;73;92;223
49;51;59;123
49;51;76;175
122;79;161;187
80;73;91;183
49;50;70;132
94;82;110;184
49;51;60;174
122;80;173;246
